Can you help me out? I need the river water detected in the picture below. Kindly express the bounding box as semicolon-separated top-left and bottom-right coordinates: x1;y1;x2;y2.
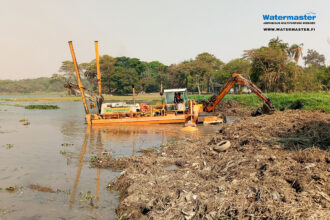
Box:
0;96;222;219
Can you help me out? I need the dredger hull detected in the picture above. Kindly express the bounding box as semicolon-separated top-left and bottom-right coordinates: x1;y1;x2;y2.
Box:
86;114;186;125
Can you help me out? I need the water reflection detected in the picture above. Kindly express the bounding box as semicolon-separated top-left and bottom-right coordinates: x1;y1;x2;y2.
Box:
68;123;221;208
69;127;89;208
0;100;222;219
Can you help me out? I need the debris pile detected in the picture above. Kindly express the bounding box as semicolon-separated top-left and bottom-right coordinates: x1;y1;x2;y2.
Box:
93;110;329;219
28;184;56;193
215;100;251;117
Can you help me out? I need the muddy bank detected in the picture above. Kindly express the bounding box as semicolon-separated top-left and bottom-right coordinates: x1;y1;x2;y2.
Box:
93;110;329;219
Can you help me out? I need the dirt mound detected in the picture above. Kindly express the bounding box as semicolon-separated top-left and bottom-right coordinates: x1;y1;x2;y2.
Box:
94;110;330;219
215;100;251;117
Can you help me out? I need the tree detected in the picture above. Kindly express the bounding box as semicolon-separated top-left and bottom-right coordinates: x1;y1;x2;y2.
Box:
99;55;117;93
295;66;322;91
244;47;290;92
58;61;92;84
195;53;224;92
166;64;189;89
222;58;251;77
110;67;139;94
315;66;330;90
140;61;167;93
115;57;147;76
268;37;289;52
303;49;325;67
58;61;75;82
288;44;303;63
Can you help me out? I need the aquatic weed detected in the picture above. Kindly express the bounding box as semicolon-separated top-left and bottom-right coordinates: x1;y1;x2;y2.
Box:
60;150;68;155
6;144;14;149
25;105;59;110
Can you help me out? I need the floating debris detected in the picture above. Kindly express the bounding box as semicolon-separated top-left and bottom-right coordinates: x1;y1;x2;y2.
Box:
19;118;30;126
6;144;14;149
60;150;68;155
28;184;56;193
19;118;27;122
5;186;22;192
61;143;74;147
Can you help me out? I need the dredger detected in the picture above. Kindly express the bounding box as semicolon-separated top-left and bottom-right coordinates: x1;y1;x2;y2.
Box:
67;41;274;127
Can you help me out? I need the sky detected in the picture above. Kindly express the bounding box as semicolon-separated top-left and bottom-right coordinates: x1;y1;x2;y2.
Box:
0;0;329;80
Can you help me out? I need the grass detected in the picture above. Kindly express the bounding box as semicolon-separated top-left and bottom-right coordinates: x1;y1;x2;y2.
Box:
189;92;330;113
24;105;59;110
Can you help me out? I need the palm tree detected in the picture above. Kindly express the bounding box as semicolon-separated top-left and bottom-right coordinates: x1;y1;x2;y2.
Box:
268;37;289;52
288;44;303;63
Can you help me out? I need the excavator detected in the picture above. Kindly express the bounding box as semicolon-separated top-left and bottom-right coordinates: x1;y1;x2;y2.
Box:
202;73;275;115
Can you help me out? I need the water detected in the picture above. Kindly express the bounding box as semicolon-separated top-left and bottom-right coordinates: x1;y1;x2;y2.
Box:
0;96;222;219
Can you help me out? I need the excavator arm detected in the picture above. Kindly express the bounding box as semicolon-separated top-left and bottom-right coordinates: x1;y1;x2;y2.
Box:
203;73;274;113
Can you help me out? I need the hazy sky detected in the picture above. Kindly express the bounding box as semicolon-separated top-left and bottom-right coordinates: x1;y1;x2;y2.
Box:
1;0;329;80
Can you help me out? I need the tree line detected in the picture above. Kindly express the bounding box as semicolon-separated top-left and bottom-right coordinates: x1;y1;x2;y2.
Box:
54;37;329;95
0;77;64;93
1;37;328;94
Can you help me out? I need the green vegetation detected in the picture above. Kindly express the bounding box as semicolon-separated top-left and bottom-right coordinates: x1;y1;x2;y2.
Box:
24;105;59;110
3;93;161;102
50;37;329;96
190;92;330;113
0;77;65;93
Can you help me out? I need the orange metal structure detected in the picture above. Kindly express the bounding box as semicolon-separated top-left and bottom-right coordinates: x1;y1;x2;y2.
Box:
94;41;102;97
86;114;186;125
203;73;274;113
68;41;89;114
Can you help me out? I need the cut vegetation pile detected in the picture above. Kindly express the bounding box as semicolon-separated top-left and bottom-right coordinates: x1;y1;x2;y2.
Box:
92;110;329;219
215;100;251;117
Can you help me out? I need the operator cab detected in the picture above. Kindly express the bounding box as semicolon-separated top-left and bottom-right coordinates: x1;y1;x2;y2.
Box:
164;88;188;113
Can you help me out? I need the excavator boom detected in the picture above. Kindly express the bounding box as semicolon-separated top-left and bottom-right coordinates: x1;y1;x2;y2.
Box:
204;73;274;113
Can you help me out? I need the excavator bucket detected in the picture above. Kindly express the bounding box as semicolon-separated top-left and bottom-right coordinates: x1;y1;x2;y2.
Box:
251;102;275;116
262;102;275;114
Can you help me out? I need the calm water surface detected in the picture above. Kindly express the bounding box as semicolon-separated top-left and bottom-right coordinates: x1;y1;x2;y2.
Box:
0;95;221;219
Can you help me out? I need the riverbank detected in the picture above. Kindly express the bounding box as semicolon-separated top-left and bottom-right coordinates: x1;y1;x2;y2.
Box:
2;92;329;113
92;109;329;219
0;93;162;102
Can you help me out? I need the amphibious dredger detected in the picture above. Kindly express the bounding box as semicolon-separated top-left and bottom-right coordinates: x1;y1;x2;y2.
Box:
67;41;274;126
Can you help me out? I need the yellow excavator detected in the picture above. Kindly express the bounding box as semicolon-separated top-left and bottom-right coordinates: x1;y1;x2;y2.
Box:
202;73;275;115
